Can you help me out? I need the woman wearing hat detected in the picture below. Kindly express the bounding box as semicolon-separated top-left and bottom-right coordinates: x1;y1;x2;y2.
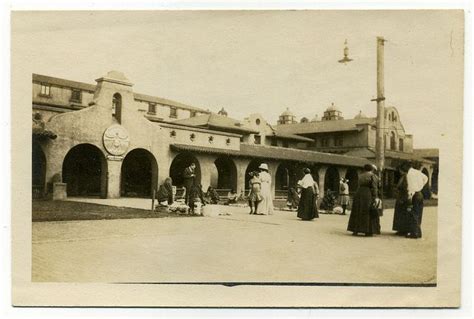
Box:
255;163;274;215
297;168;319;220
347;163;381;236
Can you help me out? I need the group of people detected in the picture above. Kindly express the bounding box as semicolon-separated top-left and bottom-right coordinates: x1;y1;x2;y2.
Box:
347;162;428;239
156;162;247;214
247;163;274;215
158;159;428;239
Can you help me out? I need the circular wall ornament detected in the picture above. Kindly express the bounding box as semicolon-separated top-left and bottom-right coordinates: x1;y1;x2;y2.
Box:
103;124;130;156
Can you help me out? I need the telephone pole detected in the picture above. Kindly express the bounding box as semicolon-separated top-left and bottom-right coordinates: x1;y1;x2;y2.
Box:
375;37;385;176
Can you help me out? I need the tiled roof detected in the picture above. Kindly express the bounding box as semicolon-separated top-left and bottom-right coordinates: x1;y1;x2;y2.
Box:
413;148;439;158
133;92;210;112
345;148;435;164
32;74;209;112
170;143;371;167
172;113;259;134
272;131;314;142
33;74;96;92
276;118;374;135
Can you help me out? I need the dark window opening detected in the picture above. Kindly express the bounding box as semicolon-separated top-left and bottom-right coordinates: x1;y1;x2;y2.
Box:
70;89;82;103
170;106;178;118
254;135;261;145
271;136;278;146
112;93;122;123
148;103;156;115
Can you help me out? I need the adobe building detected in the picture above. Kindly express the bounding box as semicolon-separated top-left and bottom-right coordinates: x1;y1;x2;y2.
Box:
32;71;437;201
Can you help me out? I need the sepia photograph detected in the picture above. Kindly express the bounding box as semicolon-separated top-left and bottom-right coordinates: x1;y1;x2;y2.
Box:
10;9;465;308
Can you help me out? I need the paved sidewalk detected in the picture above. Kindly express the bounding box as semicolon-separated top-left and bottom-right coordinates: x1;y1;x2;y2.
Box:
32;205;437;284
66;197;156;210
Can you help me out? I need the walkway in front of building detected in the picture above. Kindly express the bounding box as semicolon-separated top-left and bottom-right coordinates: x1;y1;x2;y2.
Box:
32;204;437;284
66;197;157;211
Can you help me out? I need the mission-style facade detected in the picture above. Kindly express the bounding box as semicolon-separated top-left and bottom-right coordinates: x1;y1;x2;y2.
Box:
32;71;437;201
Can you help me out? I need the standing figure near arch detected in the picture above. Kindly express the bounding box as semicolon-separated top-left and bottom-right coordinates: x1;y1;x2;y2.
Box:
248;171;262;214
296;168;319;221
339;178;350;215
256;163;274;215
183;163;196;206
347;164;381;236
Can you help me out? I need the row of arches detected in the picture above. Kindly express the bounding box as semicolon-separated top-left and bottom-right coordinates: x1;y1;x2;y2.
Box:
34;142;432;199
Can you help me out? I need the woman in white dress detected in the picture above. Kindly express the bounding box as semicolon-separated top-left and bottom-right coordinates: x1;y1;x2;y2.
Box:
256;163;274;215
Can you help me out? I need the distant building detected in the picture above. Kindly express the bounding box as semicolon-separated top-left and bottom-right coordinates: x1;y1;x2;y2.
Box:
276;104;437;197
31;72;437;201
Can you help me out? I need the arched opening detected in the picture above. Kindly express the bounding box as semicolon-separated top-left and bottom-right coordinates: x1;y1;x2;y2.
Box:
390;131;396;150
345;167;359;195
274;162;303;196
169;152;201;188
421;168;431;199
62;144;107;198
212;156;237;191
324;166;340;194
275;163;290;191
32;141;46;199
112;93;122;123
121;149;158;198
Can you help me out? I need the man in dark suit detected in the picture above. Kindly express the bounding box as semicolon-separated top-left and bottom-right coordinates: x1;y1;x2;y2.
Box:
183;163;196;206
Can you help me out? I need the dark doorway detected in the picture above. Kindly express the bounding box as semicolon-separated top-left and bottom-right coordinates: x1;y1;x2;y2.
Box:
213;156;237;190
121;149;158;197
324;166;340;194
32;141;46;199
62;144;107;197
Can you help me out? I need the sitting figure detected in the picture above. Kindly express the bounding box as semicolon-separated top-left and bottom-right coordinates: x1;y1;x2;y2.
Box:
226;189;238;205
157;177;174;207
205;186;220;204
321;189;337;213
287;187;300;210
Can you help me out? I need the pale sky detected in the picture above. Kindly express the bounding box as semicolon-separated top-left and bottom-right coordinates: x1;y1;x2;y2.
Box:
12;10;464;148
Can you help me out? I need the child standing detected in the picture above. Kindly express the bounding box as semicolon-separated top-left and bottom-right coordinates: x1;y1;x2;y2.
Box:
248;171;263;214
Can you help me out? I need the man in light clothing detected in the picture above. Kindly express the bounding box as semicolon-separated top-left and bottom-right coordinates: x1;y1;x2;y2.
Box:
404;162;429;239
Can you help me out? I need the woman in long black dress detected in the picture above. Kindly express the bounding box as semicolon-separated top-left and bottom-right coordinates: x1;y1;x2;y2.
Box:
297;168;318;221
392;167;410;235
347;164;380;236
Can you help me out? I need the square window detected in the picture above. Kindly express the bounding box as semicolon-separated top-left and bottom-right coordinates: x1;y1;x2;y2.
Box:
254;135;261;145
282;140;289;148
70;89;82;103
148;103;157;115
40;83;51;97
170;106;178;118
190;111;197;117
271;137;278;146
